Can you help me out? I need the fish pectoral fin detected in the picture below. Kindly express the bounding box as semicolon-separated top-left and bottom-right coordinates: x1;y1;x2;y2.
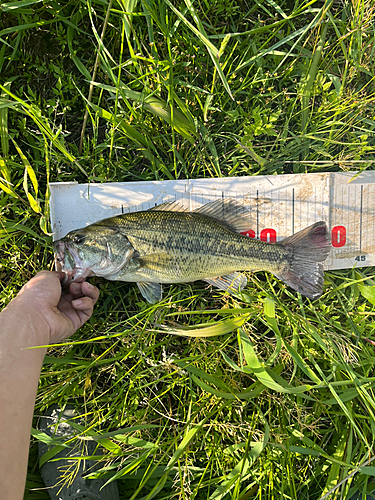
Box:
193;199;252;233
204;272;247;294
137;282;163;303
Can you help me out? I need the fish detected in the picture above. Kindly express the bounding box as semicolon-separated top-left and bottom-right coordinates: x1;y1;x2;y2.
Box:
54;199;331;303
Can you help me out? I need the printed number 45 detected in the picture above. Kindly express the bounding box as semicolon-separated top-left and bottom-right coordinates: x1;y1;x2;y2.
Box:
355;255;366;262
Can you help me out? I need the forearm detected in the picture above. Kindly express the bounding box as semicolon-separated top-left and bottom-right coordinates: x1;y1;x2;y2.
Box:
0;300;49;500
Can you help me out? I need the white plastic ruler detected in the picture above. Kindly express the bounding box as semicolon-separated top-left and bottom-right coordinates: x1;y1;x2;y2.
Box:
49;171;375;271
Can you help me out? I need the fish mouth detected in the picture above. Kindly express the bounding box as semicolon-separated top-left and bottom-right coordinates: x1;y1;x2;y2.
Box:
53;239;93;286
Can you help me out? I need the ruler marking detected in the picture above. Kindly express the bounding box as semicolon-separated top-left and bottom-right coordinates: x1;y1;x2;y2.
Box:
298;187;300;229
368;185;370;254
270;189;272;233
348;186;357;250
341;186;349;254
309;187;311;224
256;190;259;238
368;185;370;252
363;185;367;253
278;191;285;239
314;187;317;224
327;174;333;268
292;188;295;234
360;184;363;254
277;188;280;241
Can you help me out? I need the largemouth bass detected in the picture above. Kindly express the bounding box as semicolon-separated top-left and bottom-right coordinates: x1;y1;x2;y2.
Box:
54;199;331;303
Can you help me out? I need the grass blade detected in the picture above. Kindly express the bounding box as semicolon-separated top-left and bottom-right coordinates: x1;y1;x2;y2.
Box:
158;314;250;337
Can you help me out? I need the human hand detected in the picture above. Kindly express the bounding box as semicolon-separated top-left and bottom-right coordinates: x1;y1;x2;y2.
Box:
14;271;100;344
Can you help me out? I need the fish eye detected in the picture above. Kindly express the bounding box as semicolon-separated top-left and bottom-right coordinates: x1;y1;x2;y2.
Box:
72;234;85;245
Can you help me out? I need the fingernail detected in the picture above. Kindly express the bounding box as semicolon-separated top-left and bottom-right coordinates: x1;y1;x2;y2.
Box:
85;282;93;290
73;299;83;307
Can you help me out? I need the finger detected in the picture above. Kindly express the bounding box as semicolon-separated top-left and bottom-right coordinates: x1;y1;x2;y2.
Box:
55;271;68;281
47;270;68;283
28;270;63;283
71;296;96;316
81;281;100;305
20;271;64;300
69;281;85;298
39;270;70;289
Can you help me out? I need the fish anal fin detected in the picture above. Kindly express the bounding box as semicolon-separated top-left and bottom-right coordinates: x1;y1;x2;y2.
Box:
204;272;247;295
137;282;162;303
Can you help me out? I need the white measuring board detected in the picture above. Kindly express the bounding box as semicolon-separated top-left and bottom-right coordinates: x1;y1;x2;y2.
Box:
49;171;375;271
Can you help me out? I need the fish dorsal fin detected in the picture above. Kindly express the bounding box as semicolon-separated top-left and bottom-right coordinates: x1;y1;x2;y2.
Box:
194;199;251;233
204;272;248;294
149;198;252;233
137;282;162;303
149;200;190;212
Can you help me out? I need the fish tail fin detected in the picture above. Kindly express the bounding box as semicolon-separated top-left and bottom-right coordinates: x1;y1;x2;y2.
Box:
275;221;331;300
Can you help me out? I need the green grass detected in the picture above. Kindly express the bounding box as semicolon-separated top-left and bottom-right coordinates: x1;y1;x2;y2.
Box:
1;0;375;498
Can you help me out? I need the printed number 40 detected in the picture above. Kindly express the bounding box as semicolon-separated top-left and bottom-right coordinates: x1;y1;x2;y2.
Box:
355;255;366;262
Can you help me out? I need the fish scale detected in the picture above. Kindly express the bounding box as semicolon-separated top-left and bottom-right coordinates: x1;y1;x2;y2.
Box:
113;211;288;283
